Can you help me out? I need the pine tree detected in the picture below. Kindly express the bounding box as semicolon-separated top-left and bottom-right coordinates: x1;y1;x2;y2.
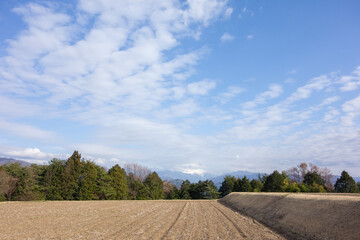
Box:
144;172;164;199
63;151;83;200
44;159;66;200
108;164;128;200
263;171;286;192
250;179;262;192
180;180;191;199
219;176;237;197
96;166;116;200
78;161;98;200
335;171;358;193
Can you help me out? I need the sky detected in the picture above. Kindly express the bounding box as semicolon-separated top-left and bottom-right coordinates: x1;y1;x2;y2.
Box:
0;0;360;177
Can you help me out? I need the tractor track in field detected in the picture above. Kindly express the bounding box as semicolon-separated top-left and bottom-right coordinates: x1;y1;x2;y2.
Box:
160;202;188;240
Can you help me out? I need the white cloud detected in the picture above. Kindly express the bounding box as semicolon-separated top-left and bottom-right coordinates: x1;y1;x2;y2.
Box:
0;0;226;119
182;168;205;176
339;67;360;91
178;163;205;176
6;147;53;160
341;81;360;91
339;66;360;92
187;79;216;95
242;84;283;109
247;35;254;39
323;108;340;122
286;75;331;103
185;0;229;26
0;95;41;117
1;1;360;176
218;86;245;103
320;96;340;106
341;95;360;127
0;119;54;140
220;32;235;42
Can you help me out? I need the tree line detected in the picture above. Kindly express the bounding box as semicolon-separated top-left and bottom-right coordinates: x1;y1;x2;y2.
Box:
219;162;360;197
0;152;359;201
0;151;219;201
0;151;162;201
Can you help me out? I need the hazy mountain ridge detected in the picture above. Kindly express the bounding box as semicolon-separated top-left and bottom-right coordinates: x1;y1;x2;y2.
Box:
157;170;265;188
158;169;360;188
0;157;31;167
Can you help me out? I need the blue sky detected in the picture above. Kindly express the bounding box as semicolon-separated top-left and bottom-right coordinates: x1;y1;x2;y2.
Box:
0;0;359;176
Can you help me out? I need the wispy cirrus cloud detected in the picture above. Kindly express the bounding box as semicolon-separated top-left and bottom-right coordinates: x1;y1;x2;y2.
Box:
0;0;360;176
339;66;360;91
0;118;54;140
242;84;283;109
218;86;245;104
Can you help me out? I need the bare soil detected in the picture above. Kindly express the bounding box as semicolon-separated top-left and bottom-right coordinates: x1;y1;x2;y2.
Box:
0;200;284;240
220;192;360;240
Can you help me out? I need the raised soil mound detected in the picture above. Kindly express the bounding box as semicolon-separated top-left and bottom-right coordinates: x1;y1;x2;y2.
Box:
219;192;360;240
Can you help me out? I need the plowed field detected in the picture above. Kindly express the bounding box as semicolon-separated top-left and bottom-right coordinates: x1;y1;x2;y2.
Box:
0;200;284;239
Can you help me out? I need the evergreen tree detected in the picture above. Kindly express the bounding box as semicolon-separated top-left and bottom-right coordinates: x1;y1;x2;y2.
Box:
166;186;180;199
3;163;40;200
129;179;150;200
263;171;286;192
26;164;46;200
335;170;358;193
202;180;220;199
234;176;252;192
44;159;66;200
163;180;180;199
219;176;236;197
189;180;219;199
78;161;98;200
63;151;82;200
239;176;252;192
180;180;191;199
303;172;325;186
108;164;128;200
250;179;262;192
96;166;116;200
144;172;164;199
189;182;202;199
233;178;242;192
302;171;327;192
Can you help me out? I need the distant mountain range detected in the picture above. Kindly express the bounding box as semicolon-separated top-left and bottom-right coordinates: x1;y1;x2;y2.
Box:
158;169;360;188
157;170;265;188
0;157;31;167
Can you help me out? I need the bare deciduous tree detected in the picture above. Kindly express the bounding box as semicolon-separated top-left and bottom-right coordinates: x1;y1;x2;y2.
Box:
124;163;151;182
287;163;307;183
319;167;334;192
287;162;334;191
0;169;18;200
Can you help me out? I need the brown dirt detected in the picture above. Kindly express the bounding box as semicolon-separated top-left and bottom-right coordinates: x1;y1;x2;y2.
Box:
220;192;360;240
0;200;284;240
